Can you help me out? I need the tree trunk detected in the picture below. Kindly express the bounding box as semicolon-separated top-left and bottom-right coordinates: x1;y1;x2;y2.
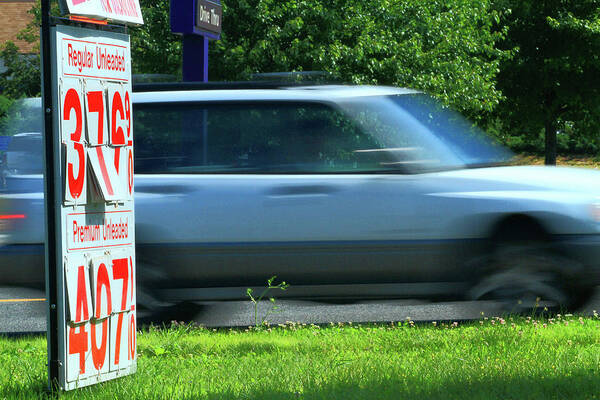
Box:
544;118;557;165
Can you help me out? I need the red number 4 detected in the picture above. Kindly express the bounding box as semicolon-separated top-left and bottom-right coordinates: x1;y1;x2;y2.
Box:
68;324;88;374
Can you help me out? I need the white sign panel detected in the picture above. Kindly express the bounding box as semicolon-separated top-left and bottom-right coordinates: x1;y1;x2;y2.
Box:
67;210;133;251
88;145;123;201
49;24;137;391
62;36;130;82
60;0;144;26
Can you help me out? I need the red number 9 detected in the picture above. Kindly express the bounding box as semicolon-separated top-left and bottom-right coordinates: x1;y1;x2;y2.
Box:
124;90;131;140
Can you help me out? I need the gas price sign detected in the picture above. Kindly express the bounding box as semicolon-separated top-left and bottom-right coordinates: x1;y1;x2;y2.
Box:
46;24;136;390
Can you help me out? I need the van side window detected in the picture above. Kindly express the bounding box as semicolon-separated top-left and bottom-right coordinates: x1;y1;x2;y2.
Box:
133;101;385;174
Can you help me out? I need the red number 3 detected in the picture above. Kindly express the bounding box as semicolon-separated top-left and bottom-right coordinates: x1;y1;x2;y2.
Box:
63;88;85;199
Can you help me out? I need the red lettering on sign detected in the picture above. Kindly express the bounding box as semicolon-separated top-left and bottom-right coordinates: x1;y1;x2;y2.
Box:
68;324;88;374
90;319;108;370
96;262;113;318
101;0;113;13
127;149;133;194
129;256;134;305
124;89;133;195
96;47;126;72
64;88;85;199
87;90;105;145
90;260;112;370
68;142;85;199
95;147;115;196
112;258;129;311
75;265;90;322
105;0;139;17
112;257;129;365
128;313;136;360
111;90;126;146
114;313;124;365
124;90;131;139
112;89;126;173
67;43;94;73
64;88;83;143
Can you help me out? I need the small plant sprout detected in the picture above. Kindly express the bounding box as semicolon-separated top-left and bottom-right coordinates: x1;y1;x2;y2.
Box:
247;276;290;327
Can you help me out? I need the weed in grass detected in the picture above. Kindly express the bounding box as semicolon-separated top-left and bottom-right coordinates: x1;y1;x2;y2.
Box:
246;276;289;327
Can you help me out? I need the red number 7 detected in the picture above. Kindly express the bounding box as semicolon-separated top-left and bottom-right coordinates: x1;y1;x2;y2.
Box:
87;90;106;145
112;257;129;364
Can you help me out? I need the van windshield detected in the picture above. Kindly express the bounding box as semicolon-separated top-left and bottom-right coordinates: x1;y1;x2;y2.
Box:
339;94;512;172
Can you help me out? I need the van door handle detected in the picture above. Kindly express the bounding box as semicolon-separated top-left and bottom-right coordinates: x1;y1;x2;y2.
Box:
266;185;339;196
135;184;196;194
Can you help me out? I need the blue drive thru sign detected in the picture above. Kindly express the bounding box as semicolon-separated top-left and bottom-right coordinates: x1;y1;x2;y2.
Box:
170;0;222;82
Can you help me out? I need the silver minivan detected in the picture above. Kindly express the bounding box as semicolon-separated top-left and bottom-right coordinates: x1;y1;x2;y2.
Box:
1;84;599;311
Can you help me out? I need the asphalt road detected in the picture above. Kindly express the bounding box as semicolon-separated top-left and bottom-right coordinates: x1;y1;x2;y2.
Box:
2;286;600;334
0;287;47;334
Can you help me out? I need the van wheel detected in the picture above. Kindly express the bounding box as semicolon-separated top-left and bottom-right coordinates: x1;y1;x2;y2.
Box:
468;244;579;314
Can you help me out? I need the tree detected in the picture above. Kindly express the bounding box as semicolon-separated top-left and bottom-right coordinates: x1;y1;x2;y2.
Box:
0;95;14;133
0;0;43;100
494;0;600;164
129;0;182;77
210;0;509;120
0;42;40;99
0;0;181;99
2;0;509;123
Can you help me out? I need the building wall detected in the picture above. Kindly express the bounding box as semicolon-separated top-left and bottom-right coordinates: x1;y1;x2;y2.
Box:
0;0;37;54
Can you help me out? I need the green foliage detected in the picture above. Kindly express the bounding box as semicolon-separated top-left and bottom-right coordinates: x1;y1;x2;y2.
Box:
129;0;182;76
494;0;600;163
211;0;509;120
247;276;289;327
0;42;40;99
0;98;42;136
0;95;14;127
3;0;598;159
0;0;57;100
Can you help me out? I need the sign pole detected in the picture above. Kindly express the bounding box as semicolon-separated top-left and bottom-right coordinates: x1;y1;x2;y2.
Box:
41;0;60;390
182;35;209;82
170;0;221;82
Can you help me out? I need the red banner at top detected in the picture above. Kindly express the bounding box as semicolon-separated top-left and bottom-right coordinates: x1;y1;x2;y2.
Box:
60;0;144;25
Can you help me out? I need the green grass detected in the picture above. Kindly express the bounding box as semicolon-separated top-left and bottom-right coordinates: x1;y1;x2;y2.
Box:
2;315;600;399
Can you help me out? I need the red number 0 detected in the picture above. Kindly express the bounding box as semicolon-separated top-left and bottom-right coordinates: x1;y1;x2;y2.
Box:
128;255;136;360
91;262;112;370
124;90;133;194
128;313;136;361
